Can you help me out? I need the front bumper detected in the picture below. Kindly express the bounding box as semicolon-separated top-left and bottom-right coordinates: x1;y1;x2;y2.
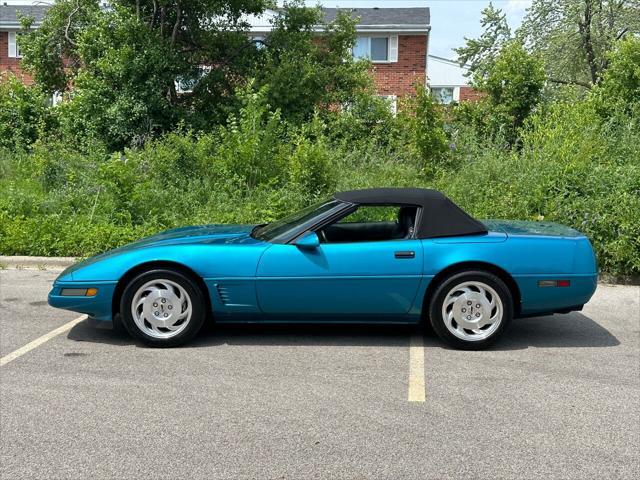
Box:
48;281;117;322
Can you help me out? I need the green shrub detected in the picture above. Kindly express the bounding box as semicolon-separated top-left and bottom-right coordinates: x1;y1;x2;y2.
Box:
591;37;640;119
400;86;448;169
0;76;53;150
434;101;640;276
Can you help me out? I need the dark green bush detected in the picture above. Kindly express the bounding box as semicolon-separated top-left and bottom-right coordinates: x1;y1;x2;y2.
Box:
0;76;54;150
432;102;640;276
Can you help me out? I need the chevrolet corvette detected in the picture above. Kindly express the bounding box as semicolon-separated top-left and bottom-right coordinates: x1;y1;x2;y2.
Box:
48;188;598;349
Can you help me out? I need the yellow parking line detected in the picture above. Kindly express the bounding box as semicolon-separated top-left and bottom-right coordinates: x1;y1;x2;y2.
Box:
408;333;426;402
0;315;87;367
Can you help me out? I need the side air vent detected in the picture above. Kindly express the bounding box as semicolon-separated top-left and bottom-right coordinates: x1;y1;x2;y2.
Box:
215;284;231;305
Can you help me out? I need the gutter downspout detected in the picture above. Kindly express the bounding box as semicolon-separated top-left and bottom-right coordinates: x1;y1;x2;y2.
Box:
425;25;432;90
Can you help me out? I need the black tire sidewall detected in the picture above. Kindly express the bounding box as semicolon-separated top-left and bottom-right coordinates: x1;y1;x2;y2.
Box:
120;269;206;347
429;270;513;350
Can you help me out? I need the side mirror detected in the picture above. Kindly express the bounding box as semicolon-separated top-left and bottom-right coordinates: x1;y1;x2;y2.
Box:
294;231;320;249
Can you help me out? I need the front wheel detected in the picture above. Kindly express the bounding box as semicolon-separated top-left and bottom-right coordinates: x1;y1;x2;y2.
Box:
120;269;206;347
429;270;513;350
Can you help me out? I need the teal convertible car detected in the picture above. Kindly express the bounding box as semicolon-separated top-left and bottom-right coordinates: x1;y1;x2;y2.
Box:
48;188;598;349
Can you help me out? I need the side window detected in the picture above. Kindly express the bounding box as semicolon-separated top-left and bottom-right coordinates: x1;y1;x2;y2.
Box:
319;205;418;244
338;206;399;224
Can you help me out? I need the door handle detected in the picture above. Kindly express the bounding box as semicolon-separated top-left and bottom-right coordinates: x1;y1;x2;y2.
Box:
394;251;415;259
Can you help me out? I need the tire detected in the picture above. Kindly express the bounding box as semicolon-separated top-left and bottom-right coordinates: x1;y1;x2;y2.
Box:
429;270;513;350
119;269;206;347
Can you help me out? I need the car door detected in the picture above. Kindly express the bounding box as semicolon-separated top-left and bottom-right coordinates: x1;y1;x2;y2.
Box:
255;205;424;317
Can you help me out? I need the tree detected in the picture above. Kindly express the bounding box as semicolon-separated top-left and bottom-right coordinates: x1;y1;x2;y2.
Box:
590;36;640;118
481;41;545;127
254;4;370;123
0;75;53;150
458;41;545;146
520;0;640;89
52;7;186;149
455;3;512;79
19;0;368;148
404;86;448;168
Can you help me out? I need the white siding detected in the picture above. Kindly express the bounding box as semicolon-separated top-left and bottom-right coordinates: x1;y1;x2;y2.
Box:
427;55;470;88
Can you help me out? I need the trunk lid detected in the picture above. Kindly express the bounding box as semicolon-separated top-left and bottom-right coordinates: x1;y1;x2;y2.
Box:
483;220;585;238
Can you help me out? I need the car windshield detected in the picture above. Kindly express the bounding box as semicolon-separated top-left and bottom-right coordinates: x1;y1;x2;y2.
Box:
251;199;342;243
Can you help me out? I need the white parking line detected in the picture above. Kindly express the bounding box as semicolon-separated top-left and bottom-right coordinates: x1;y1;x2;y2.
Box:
408;333;426;402
0;315;87;367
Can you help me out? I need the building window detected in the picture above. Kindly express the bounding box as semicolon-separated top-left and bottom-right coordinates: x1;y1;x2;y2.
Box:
8;32;23;58
250;35;266;49
353;36;398;62
431;87;455;104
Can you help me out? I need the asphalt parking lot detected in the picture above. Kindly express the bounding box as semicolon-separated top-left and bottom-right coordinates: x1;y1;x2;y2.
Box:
1;269;639;479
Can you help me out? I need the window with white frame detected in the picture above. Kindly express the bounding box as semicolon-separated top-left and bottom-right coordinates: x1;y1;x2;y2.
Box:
8;32;23;58
250;35;266;49
431;87;455;105
352;35;398;62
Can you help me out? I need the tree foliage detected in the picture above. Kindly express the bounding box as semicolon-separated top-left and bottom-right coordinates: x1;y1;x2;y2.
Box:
480;41;545;133
0;75;53;150
19;0;368;148
519;0;640;88
454;41;545;146
458;0;640;93
590;36;640;117
252;3;370;123
455;3;512;79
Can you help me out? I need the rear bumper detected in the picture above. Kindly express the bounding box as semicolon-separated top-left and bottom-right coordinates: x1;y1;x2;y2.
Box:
48;281;117;321
515;273;598;316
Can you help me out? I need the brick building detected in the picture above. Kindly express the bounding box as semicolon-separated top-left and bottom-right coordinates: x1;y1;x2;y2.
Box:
249;7;431;112
2;3;441;109
0;2;50;84
323;7;430;111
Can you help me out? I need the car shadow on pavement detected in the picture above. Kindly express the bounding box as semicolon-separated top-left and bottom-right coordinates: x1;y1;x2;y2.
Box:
66;319;135;346
66;320;417;348
493;312;620;350
66;311;619;350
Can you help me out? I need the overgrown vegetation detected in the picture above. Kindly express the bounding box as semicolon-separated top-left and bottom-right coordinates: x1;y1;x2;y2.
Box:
1;0;639;277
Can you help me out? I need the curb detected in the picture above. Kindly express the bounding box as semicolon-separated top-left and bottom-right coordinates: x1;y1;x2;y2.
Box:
599;274;640;286
0;256;76;271
0;256;638;285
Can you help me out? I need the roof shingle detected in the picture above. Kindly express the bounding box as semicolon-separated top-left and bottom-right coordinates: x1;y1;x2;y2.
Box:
0;4;431;30
322;7;430;27
0;4;49;27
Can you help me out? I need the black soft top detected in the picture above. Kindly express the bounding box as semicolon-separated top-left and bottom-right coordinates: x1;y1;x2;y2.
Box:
334;188;487;239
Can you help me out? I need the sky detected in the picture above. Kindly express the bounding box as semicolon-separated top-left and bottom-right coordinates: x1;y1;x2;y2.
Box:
297;0;533;59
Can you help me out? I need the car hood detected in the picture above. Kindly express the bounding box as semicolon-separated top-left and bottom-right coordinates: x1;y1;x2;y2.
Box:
127;224;255;246
59;224;258;279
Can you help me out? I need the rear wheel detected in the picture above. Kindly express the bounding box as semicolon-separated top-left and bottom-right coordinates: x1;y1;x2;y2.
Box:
429;270;512;350
120;269;206;347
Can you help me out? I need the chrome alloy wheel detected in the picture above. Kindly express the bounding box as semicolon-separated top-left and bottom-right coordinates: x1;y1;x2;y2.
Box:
441;281;503;342
131;279;193;339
